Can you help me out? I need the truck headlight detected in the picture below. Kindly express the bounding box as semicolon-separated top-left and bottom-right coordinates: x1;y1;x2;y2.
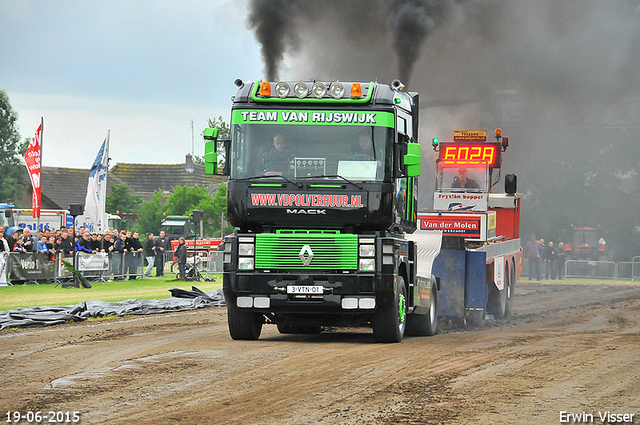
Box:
238;243;254;256
238;257;254;270
359;258;375;272
359;244;375;257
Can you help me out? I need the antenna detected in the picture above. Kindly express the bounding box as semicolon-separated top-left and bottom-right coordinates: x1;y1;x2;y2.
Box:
191;119;195;156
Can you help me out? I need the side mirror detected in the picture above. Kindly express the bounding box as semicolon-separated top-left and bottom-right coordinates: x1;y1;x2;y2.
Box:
505;174;517;194
203;128;229;176
204;140;218;175
403;143;421;177
5;210;11;218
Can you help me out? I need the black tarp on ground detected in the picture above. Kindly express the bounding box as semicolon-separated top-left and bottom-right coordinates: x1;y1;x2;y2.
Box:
0;287;225;331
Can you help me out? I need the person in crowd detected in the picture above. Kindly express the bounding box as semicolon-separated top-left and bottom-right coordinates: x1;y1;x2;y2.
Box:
102;232;114;253
22;228;37;253
75;230;96;254
0;227;10;252
452;168;480;189
543;241;557;280
38;235;50;254
59;229;74;258
262;133;295;175
54;235;63;253
47;236;57;261
128;231;143;280
89;233;100;251
174;237;187;279
112;232;127;280
154;230;170;277
556;242;567;280
13;235;27;253
68;227;75;241
143;233;155;278
8;230;18;251
523;233;542;281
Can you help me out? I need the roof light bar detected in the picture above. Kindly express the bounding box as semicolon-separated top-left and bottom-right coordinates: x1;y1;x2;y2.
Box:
259;82;271;96
294;82;309;98
350;83;362;98
312;82;327;99
274;81;290;98
330;82;345;99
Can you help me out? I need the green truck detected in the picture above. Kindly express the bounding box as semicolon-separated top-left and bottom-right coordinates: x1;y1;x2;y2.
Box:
204;79;437;342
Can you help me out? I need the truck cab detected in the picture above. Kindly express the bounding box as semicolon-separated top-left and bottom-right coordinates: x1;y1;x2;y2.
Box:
204;79;436;342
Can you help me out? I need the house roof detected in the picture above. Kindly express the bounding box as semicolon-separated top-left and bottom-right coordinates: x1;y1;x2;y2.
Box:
109;155;226;199
18;155;226;210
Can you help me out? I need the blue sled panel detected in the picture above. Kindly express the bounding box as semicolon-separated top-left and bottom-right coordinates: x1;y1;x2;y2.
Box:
432;249;466;317
465;251;487;312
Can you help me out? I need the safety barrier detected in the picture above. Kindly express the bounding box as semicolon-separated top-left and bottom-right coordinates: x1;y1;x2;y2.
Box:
565;260;616;280
0;251;160;285
518;258;639;281
207;251;224;273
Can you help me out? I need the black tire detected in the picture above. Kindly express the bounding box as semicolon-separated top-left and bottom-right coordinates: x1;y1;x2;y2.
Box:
488;264;508;319
406;285;438;336
372;276;407;343
227;301;263;340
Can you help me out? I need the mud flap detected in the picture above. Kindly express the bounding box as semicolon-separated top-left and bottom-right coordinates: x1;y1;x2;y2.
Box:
465;251;487;316
432;249;466;318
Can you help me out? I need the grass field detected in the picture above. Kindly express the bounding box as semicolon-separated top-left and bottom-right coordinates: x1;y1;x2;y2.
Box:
0;275;223;312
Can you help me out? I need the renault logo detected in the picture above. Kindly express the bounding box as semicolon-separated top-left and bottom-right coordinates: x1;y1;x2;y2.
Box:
299;245;314;266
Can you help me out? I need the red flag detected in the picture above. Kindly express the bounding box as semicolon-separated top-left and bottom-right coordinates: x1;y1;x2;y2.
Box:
24;123;42;218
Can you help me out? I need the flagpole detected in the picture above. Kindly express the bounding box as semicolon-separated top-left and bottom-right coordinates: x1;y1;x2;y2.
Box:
37;117;43;233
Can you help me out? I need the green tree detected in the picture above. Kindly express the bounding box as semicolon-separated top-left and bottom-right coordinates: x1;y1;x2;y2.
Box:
0;90;29;203
135;189;165;235
163;183;228;237
106;182;142;215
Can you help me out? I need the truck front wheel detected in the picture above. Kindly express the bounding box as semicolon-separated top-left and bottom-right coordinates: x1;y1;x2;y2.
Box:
372;276;407;343
227;301;263;340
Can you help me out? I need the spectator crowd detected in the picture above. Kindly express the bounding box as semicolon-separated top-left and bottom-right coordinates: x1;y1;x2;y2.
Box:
0;225;173;281
523;233;567;281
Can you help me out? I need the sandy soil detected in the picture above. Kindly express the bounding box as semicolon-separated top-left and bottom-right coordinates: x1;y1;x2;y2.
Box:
1;280;639;425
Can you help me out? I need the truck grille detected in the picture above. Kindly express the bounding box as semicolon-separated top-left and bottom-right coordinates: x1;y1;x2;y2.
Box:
255;230;358;270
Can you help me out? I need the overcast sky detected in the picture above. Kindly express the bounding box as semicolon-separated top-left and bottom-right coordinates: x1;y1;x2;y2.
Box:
1;0;262;168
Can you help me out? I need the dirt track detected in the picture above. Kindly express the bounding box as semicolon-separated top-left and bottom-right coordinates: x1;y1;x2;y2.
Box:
1;281;639;424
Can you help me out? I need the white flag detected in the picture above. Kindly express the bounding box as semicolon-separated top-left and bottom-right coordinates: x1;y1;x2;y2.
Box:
84;133;109;233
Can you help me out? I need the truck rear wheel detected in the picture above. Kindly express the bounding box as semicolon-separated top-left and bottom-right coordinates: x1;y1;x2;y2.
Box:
227;301;263;340
406;285;438;336
372;276;407;343
488;264;509;319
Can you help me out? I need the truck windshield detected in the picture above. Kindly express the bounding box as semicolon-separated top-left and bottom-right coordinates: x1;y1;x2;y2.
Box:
230;123;393;182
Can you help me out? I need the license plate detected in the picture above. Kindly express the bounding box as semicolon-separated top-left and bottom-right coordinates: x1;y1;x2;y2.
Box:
287;285;324;295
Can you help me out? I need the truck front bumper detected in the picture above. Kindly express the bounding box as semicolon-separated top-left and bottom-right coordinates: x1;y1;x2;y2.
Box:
223;271;395;314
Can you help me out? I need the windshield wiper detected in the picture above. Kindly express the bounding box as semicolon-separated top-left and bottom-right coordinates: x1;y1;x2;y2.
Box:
301;174;364;190
235;174;303;188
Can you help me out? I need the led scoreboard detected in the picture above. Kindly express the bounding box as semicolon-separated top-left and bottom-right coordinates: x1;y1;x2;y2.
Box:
437;130;502;168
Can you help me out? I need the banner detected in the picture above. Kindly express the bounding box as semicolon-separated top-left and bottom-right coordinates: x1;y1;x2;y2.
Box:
9;253;54;281
0;253;8;286
76;252;109;271
24;122;42;218
84;133;109;233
